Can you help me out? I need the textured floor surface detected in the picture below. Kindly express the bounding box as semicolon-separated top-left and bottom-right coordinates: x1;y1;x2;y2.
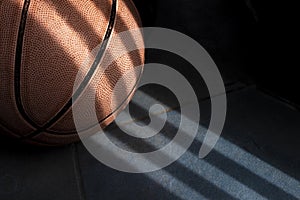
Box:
0;82;299;200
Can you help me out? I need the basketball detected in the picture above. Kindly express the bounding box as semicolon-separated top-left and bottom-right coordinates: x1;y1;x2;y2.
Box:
0;0;144;145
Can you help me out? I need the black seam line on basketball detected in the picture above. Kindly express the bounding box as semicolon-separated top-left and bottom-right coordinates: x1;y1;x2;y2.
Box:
14;0;41;130
23;64;144;144
20;0;118;140
39;67;144;136
25;67;144;145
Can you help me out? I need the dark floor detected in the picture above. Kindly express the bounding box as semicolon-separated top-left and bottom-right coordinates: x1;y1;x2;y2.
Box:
1;80;299;200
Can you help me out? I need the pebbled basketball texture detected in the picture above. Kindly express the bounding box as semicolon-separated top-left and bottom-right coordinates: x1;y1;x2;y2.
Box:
0;0;144;146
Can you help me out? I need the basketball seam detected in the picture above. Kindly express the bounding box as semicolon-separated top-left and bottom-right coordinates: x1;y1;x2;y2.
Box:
14;0;40;130
20;0;118;140
26;72;143;145
43;67;144;136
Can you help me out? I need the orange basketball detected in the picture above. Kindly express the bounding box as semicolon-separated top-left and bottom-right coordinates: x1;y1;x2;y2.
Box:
0;0;144;145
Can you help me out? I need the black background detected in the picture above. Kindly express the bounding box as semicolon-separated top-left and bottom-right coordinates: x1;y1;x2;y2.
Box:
133;0;299;105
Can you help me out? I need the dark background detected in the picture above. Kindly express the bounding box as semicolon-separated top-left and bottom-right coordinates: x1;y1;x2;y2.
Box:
133;0;299;106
